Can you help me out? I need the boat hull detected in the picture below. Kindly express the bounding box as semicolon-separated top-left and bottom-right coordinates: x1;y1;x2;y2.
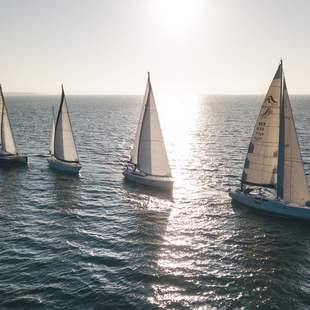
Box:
0;154;28;165
229;189;310;220
48;157;81;174
123;167;173;190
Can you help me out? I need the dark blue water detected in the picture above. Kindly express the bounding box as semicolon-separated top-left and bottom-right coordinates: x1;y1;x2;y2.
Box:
1;94;310;309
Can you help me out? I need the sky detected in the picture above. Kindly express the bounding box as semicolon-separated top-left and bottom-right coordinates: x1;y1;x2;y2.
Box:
0;0;310;94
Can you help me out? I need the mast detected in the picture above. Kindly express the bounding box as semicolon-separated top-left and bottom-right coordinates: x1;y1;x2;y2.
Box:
277;60;285;199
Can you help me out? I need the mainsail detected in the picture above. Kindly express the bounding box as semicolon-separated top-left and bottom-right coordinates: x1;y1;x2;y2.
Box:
242;64;282;187
54;86;79;163
130;79;149;165
133;73;171;177
0;85;17;155
280;79;310;205
50;107;55;156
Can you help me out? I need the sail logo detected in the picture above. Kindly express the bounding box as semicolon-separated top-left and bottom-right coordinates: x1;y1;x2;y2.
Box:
261;96;277;118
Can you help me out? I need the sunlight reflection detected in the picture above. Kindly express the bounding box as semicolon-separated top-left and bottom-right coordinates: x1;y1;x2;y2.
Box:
147;95;235;308
148;94;204;307
156;94;201;190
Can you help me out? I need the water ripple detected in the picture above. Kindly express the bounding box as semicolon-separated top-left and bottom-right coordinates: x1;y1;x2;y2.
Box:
0;95;310;308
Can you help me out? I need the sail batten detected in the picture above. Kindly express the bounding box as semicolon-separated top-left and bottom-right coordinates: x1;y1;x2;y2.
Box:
54;87;79;163
133;74;171;177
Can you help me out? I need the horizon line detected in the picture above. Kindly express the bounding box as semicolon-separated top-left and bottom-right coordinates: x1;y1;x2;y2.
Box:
4;92;310;96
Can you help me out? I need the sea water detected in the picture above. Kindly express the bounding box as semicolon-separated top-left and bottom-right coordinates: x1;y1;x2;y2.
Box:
0;94;310;309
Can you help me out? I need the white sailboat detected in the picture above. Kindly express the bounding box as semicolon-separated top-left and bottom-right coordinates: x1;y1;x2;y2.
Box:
123;72;173;189
0;84;27;165
229;60;310;220
48;85;81;174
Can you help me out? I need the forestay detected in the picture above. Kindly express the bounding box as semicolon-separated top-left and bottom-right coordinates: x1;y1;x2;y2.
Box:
282;79;310;205
54;87;79;163
0;85;17;155
136;74;171;177
242;64;281;187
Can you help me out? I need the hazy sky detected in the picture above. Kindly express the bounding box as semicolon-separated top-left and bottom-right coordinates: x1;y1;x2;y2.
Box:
1;0;310;94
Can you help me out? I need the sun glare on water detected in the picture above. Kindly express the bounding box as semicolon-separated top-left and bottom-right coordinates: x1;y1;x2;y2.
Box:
149;94;206;307
156;94;201;188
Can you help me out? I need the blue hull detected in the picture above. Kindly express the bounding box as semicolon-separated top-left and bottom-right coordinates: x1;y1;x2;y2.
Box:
229;190;310;220
0;154;28;166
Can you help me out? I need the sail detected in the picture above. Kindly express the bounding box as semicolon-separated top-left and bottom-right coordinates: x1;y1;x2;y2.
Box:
242;64;282;187
281;79;310;205
130;80;149;164
137;75;171;177
0;85;16;154
50;107;55;156
0;86;3;145
54;87;79;162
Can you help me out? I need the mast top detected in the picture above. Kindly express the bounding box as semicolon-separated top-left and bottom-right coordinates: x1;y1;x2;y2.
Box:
279;59;283;75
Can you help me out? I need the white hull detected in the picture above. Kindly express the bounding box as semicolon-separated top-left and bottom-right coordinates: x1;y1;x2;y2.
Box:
123;167;173;190
0;153;27;165
48;157;81;174
229;189;310;220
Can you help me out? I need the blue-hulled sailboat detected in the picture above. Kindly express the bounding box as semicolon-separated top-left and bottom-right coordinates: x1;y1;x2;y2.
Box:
229;61;310;220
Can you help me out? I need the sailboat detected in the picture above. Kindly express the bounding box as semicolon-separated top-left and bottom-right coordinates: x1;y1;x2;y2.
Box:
229;60;310;220
48;85;81;174
0;84;27;165
123;72;173;189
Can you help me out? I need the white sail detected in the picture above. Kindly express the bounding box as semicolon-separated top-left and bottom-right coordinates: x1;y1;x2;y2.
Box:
282;79;310;205
0;87;3;145
130;80;149;164
242;64;282;186
50;108;55;156
137;75;171;177
54;87;79;162
0;86;16;155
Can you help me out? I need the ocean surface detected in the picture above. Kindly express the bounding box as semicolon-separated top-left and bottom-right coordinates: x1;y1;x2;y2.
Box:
1;94;310;309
